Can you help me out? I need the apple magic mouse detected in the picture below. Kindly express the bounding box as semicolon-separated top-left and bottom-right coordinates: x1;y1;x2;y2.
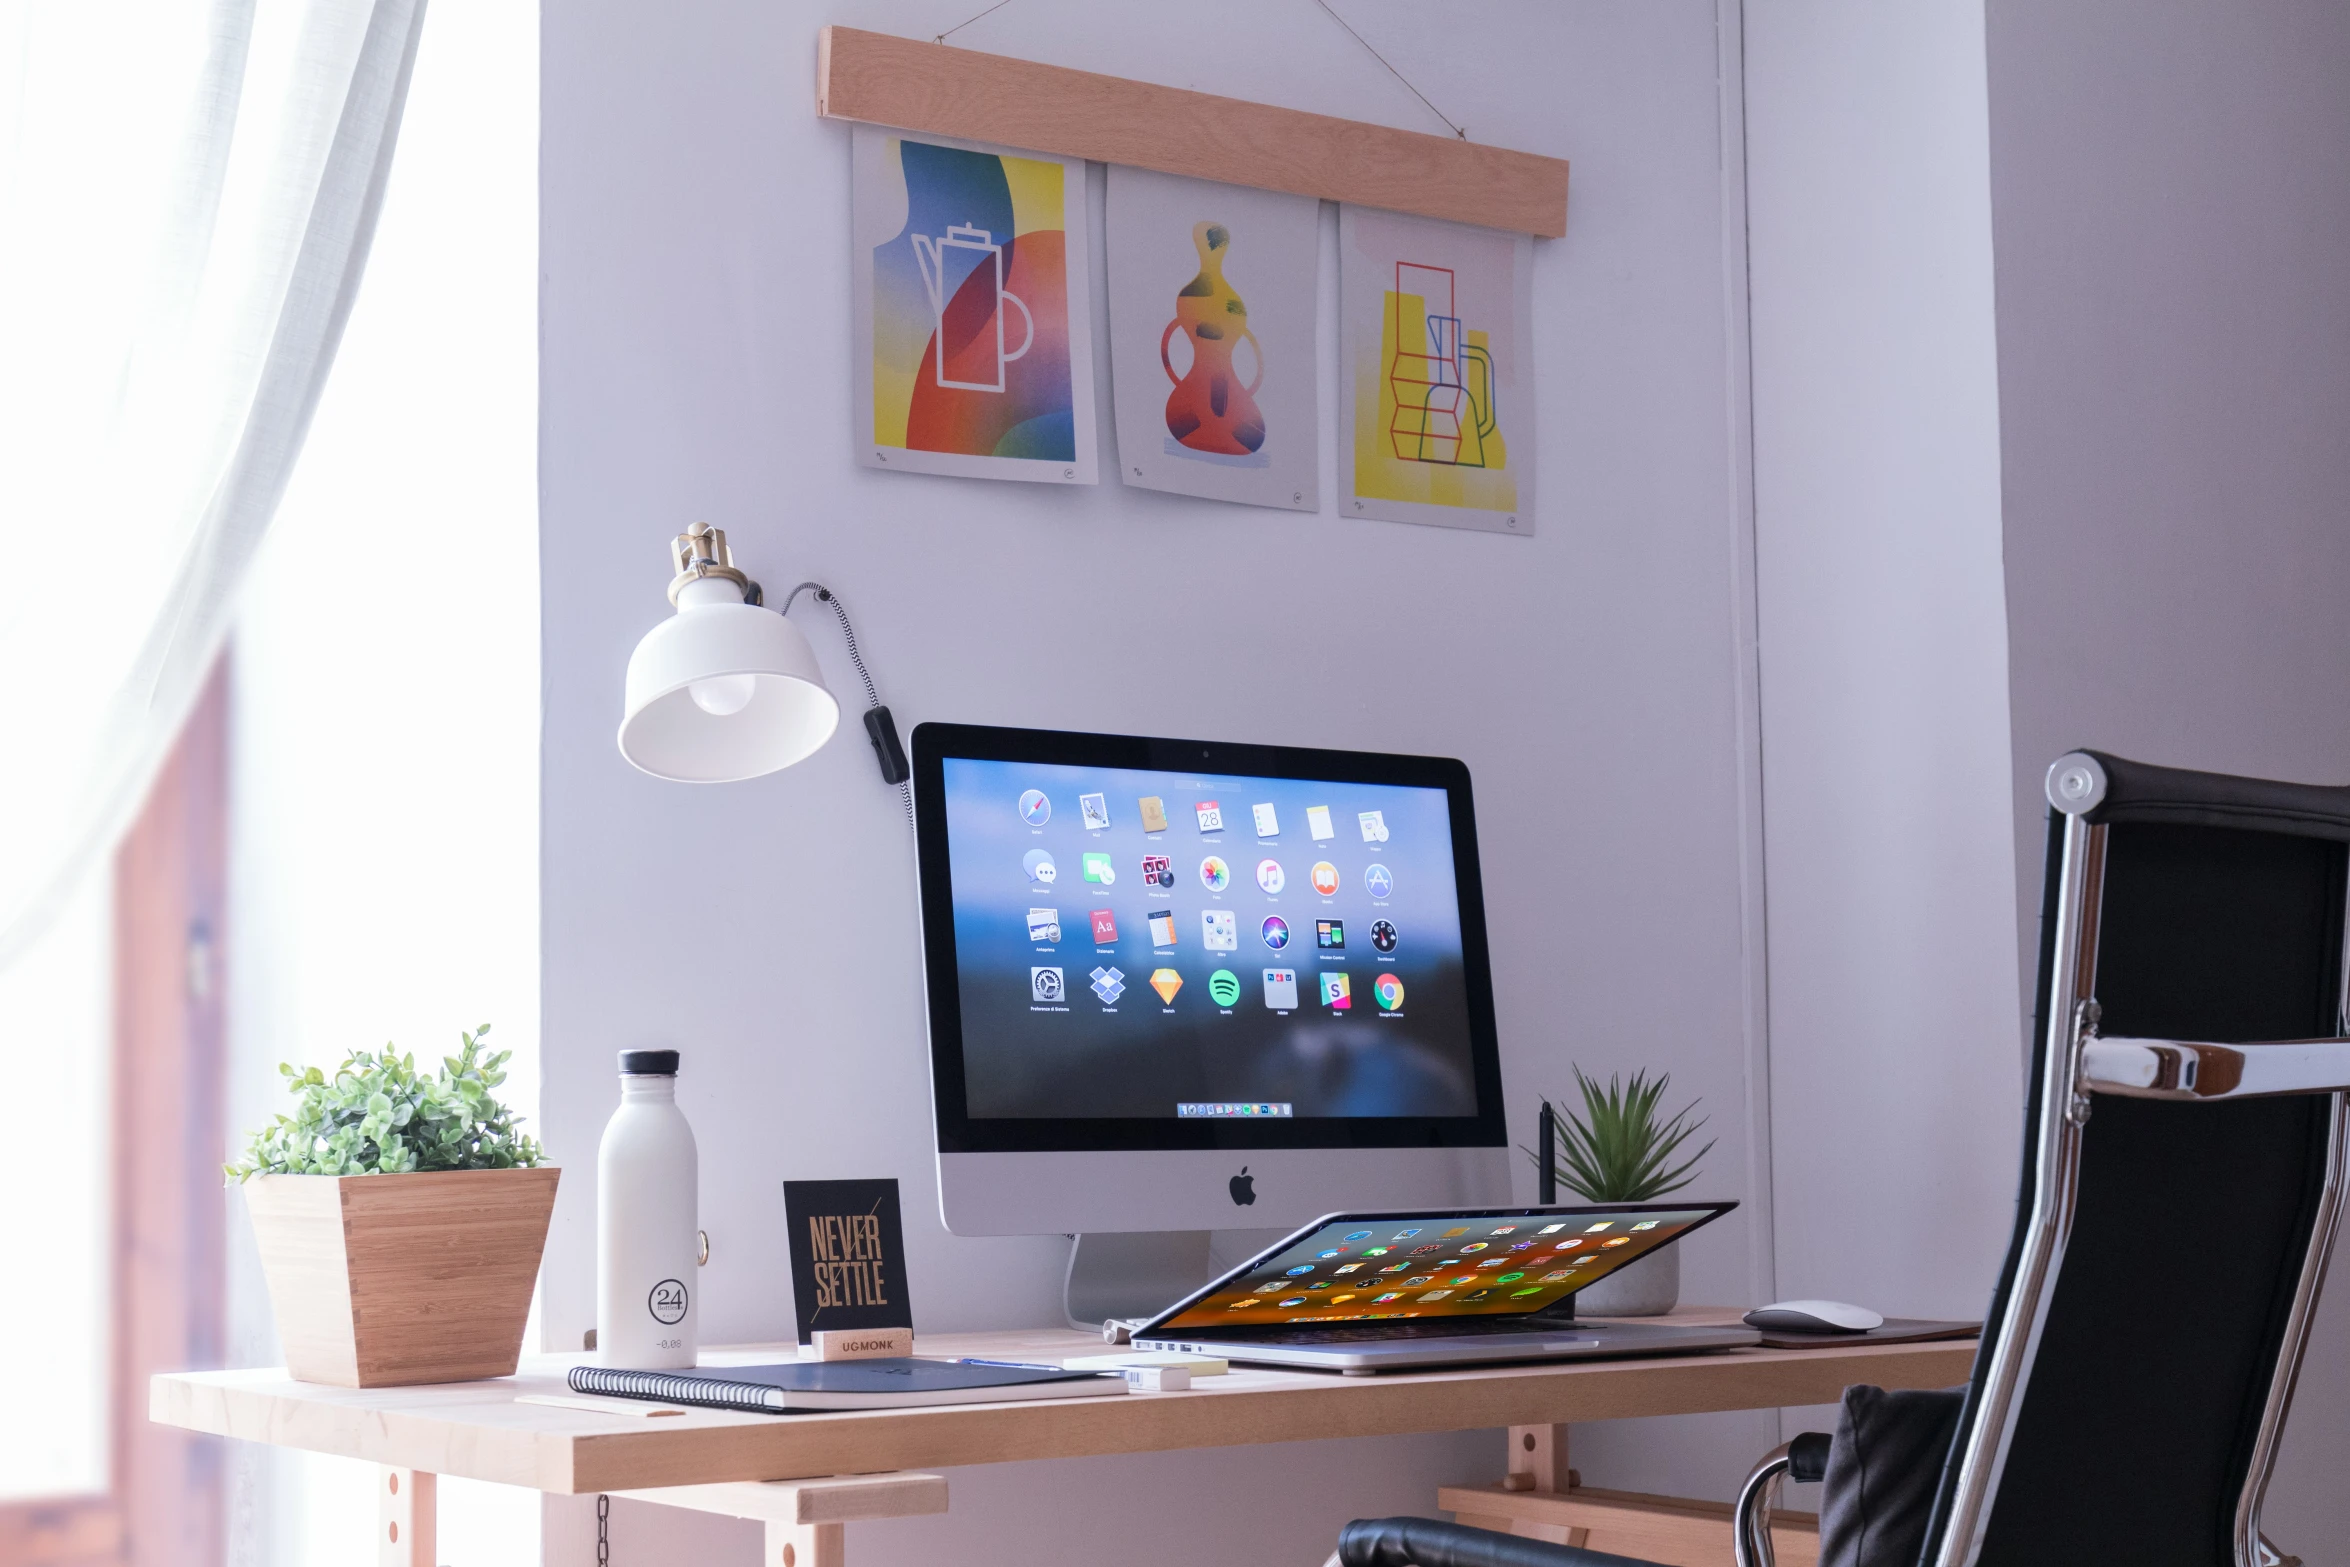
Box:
1744;1299;1886;1334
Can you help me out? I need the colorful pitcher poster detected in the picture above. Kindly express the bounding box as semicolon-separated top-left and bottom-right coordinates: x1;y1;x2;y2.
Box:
1339;206;1534;534
852;125;1098;485
1106;166;1319;512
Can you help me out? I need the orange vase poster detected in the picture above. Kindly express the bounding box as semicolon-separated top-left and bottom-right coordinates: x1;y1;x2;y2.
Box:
1107;166;1319;512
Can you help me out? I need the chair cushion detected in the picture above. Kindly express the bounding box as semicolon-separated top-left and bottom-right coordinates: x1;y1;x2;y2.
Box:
1337;1517;1656;1567
1818;1385;1966;1567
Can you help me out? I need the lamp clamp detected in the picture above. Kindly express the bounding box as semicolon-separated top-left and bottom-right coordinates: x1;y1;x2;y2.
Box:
667;521;758;606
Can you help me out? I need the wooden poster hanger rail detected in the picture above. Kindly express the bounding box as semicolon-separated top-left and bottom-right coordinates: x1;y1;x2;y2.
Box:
816;26;1571;238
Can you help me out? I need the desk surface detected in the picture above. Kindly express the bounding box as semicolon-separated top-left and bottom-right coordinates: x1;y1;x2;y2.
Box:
150;1309;1975;1495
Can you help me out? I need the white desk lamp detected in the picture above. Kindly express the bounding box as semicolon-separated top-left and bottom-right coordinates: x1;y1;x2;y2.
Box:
618;523;904;786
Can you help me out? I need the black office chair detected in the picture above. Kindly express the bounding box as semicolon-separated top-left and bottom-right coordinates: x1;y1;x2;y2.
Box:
1338;750;2350;1567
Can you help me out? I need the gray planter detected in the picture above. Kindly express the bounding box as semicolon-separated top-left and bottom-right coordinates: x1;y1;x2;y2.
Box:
1574;1244;1679;1316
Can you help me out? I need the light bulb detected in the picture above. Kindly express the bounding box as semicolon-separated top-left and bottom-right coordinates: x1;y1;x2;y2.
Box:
687;672;757;717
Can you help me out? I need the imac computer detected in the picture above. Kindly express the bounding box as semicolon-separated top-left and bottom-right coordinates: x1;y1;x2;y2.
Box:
911;723;1512;1252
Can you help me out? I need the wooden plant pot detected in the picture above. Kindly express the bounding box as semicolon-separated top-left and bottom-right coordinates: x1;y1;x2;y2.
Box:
243;1165;561;1387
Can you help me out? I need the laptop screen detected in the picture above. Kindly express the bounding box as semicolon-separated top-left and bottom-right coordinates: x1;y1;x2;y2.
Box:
1147;1204;1734;1333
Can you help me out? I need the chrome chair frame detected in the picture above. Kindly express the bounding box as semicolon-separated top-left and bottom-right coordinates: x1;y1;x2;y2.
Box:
1927;752;2349;1567
1730;1442;1795;1567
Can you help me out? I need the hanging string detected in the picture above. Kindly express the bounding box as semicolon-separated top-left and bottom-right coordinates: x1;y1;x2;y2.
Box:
934;0;1014;43
1309;0;1467;140
928;0;1464;141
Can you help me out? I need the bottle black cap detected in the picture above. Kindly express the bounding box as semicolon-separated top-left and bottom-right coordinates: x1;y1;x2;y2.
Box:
618;1049;680;1076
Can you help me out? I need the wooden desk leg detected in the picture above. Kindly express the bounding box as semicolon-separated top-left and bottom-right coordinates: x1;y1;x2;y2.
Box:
380;1467;435;1567
764;1519;845;1567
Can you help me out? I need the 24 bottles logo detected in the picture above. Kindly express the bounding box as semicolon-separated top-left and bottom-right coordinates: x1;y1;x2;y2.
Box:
648;1278;689;1325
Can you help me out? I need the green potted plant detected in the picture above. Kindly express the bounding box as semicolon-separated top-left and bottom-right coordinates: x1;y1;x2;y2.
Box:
1530;1066;1713;1316
228;1026;557;1387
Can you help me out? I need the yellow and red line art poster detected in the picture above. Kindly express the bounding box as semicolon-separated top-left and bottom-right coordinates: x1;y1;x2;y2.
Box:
1340;205;1534;534
852;124;1098;485
1105;165;1321;513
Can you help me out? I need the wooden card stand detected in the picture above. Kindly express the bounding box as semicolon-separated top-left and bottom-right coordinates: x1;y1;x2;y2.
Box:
809;1327;913;1361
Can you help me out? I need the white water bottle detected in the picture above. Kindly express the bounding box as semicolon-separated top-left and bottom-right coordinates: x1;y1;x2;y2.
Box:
597;1049;699;1368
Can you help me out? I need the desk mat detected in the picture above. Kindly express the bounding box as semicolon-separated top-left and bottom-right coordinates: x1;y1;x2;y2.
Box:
1751;1318;1980;1350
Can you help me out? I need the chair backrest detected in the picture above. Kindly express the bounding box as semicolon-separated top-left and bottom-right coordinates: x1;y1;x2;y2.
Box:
1919;751;2350;1567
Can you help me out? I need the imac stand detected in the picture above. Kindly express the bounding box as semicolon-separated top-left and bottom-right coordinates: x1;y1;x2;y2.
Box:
1062;1231;1212;1330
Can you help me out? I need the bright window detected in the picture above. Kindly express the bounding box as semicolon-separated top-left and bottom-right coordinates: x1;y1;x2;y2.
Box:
224;0;538;1560
0;870;111;1502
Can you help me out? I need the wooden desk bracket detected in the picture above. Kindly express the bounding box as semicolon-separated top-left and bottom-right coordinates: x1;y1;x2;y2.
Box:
1444;1481;1820;1567
611;1471;948;1567
377;1467;947;1567
1505;1422;1573;1494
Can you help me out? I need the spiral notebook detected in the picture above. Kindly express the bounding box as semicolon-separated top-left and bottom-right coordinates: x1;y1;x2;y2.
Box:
567;1358;1125;1413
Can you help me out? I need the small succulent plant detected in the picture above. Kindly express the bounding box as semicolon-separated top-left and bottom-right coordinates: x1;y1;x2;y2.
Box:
1531;1066;1712;1202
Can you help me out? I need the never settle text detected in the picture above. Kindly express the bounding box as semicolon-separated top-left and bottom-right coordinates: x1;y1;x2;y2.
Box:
808;1212;890;1309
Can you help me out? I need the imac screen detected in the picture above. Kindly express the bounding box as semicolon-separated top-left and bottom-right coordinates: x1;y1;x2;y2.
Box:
918;734;1496;1134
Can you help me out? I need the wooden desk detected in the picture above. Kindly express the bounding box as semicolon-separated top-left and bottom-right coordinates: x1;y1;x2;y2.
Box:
151;1310;1974;1567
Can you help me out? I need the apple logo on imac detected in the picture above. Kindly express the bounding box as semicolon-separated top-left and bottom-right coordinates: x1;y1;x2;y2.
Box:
1229;1166;1256;1206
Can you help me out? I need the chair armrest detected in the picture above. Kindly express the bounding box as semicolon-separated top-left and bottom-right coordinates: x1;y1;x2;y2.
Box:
2081;1036;2350;1100
1336;1517;1657;1567
1733;1446;1792;1567
1733;1433;1829;1567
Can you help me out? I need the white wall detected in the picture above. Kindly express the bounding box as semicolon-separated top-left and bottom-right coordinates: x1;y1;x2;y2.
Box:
1985;2;2350;1557
538;1;1776;1557
1742;0;2021;1320
1740;0;2023;1488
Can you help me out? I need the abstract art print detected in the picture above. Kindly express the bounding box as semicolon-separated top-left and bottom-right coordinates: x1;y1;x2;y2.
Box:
1106;166;1318;511
852;124;1097;484
1339;206;1534;534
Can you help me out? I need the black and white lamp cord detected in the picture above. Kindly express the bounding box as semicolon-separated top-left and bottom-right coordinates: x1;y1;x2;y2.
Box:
753;579;914;824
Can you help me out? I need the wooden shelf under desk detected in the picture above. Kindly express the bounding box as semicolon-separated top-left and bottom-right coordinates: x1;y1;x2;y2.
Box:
150;1309;1975;1495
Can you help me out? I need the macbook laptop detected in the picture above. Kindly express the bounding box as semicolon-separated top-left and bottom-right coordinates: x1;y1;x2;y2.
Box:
1133;1202;1757;1373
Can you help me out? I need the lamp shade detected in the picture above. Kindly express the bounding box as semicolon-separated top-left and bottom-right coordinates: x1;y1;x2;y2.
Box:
618;593;840;782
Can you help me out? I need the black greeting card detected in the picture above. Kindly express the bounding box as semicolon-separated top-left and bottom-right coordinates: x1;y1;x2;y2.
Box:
783;1178;913;1345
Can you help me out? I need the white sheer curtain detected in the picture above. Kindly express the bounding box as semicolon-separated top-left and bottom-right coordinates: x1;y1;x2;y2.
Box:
222;0;538;1554
0;0;427;972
